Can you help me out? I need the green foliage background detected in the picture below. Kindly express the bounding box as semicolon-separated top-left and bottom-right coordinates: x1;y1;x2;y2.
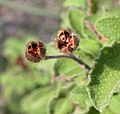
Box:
0;0;120;114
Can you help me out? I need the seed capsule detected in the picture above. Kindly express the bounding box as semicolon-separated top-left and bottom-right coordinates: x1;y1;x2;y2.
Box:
56;29;79;54
25;41;46;62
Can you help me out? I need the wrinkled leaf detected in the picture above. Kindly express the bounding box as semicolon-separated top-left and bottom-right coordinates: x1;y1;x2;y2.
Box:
87;42;120;112
95;16;120;40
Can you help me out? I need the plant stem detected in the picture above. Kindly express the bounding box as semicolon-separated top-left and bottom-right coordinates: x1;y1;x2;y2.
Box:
87;0;92;16
45;54;91;70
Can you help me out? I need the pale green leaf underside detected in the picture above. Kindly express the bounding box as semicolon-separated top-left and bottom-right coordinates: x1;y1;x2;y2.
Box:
103;94;120;114
114;81;120;93
70;86;91;108
87;42;120;112
21;87;57;114
69;9;85;37
54;58;86;77
48;83;75;114
51;97;74;114
108;94;120;114
80;38;101;57
95;16;120;40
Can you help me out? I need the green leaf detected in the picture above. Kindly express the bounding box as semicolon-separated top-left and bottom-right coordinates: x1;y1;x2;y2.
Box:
87;42;120;112
54;58;86;77
73;73;88;86
61;11;72;29
114;81;120;93
21;87;57;114
48;83;75;114
102;109;114;114
70;86;91;108
63;0;86;9
102;94;120;114
74;49;95;67
86;107;100;114
46;42;60;55
3;36;36;63
1;67;51;101
80;39;101;57
89;0;99;14
50;97;74;114
95;16;120;40
69;9;85;38
108;94;120;114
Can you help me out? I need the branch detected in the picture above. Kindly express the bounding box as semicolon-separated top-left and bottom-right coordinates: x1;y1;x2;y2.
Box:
45;54;91;70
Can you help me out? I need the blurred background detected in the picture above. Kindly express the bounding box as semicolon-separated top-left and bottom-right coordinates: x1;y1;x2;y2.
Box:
0;0;63;114
0;0;120;114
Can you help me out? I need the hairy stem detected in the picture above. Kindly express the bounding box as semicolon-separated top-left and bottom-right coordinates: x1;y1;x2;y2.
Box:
45;54;91;70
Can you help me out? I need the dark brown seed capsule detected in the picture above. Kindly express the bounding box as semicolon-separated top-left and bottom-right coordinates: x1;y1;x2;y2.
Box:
56;29;79;54
25;41;46;62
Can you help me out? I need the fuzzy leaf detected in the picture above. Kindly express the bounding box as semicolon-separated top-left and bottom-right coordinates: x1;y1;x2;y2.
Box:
114;81;120;93
21;87;57;114
70;86;91;108
48;83;75;114
102;94;120;114
95;16;120;40
69;9;85;37
87;42;120;112
108;94;120;114
74;49;94;67
50;97;74;114
80;39;101;57
54;58;86;77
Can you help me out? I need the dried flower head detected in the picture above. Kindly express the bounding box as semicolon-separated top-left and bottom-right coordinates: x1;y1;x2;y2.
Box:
25;41;46;62
56;29;79;54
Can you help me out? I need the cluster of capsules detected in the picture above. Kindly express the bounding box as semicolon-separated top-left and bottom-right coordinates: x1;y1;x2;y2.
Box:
25;29;79;62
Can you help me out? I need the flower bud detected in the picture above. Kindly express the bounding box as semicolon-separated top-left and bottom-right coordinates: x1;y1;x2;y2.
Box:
56;29;79;54
25;41;46;62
